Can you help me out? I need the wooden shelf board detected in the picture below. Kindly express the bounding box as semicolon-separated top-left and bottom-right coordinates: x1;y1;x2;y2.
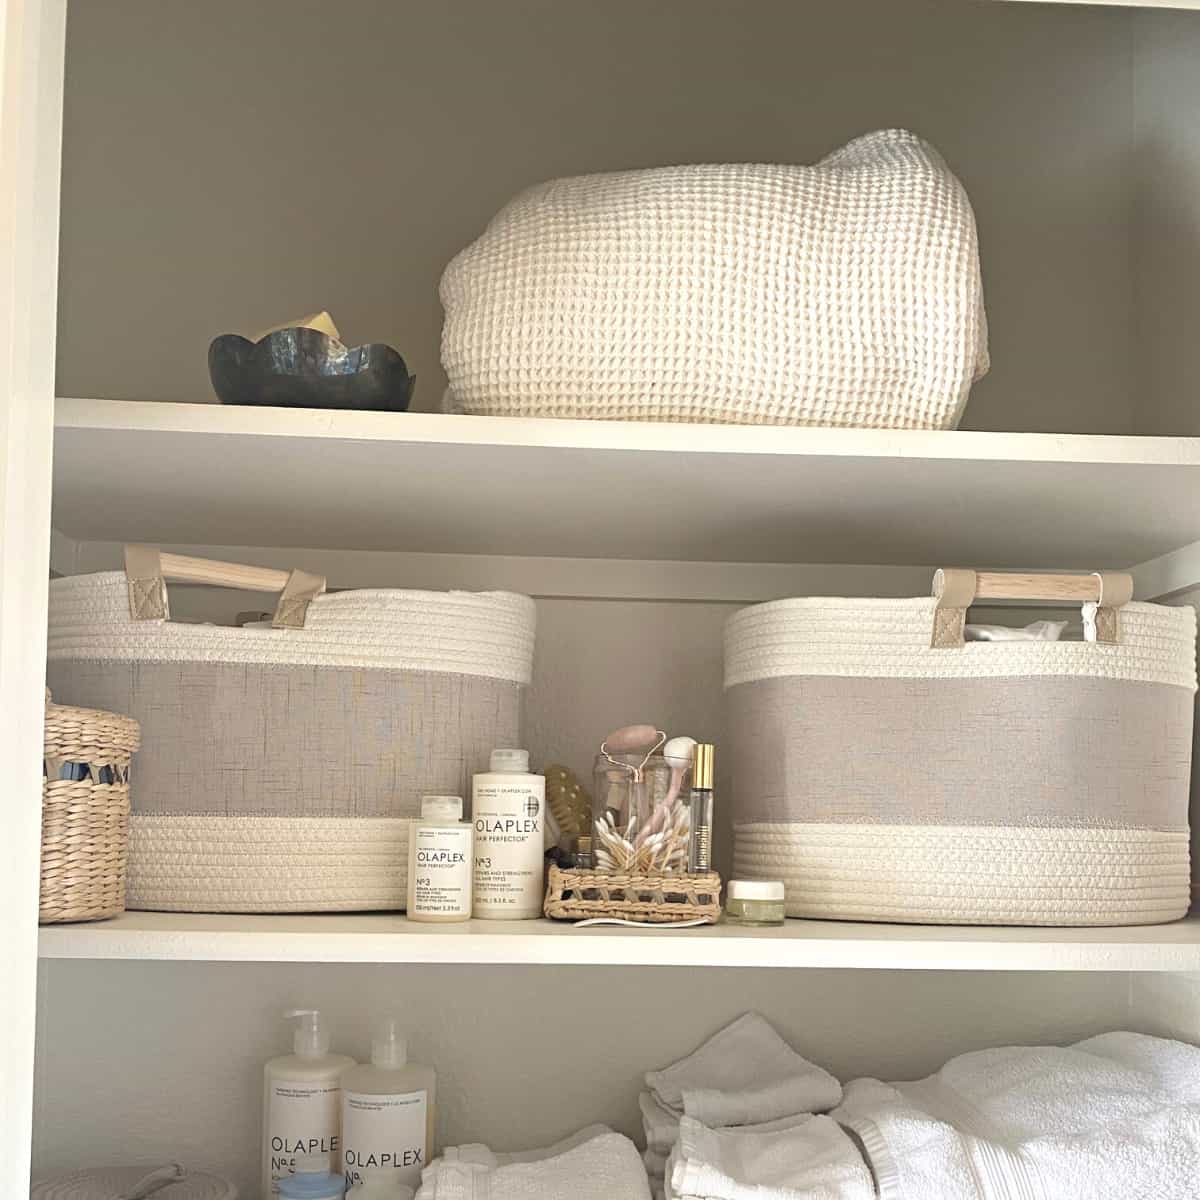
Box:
52;399;1200;568
37;910;1200;971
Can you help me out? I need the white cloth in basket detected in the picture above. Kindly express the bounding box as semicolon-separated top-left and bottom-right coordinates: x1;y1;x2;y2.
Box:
441;129;988;429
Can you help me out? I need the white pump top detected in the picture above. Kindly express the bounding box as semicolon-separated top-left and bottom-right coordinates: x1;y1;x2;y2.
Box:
371;1017;408;1069
489;748;529;773
285;1008;332;1057
420;795;463;822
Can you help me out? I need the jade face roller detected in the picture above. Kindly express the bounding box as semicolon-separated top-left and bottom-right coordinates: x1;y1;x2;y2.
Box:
600;724;666;834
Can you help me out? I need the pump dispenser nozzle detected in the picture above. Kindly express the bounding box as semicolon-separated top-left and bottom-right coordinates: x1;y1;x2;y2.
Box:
371;1017;408;1069
284;1008;332;1057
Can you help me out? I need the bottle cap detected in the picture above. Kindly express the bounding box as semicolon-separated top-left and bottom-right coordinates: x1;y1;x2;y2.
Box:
420;795;462;821
285;1008;331;1057
278;1155;346;1199
371;1017;408;1069
489;748;529;773
693;743;715;790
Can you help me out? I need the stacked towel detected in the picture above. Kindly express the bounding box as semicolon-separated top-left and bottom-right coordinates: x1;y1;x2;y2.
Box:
833;1031;1200;1199
641;1013;845;1198
415;1126;651;1200
666;1113;875;1200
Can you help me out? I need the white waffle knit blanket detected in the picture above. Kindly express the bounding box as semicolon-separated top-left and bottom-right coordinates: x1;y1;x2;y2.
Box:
441;129;988;428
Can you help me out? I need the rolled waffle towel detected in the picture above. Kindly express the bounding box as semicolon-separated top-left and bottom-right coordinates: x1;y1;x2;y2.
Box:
647;1013;844;1128
441;129;989;430
833;1031;1200;1200
664;1113;875;1200
415;1126;651;1200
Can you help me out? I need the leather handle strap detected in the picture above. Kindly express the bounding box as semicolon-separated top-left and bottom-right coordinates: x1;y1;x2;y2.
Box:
124;545;326;629
931;568;1133;648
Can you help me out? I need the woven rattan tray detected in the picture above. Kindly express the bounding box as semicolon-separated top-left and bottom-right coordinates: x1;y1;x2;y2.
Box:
544;864;721;924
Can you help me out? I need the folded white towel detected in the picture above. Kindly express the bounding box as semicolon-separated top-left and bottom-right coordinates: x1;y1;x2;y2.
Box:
439;1124;615;1168
665;1113;875;1200
416;1127;651;1200
833;1031;1200;1200
641;1091;683;1153
647;1013;843;1128
644;1145;670;1179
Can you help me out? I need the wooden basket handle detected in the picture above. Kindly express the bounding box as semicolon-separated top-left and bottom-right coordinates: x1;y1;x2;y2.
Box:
124;544;326;630
931;568;1133;649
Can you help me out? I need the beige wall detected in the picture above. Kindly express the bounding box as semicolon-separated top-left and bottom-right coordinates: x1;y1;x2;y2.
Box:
1133;9;1200;434
57;0;1136;433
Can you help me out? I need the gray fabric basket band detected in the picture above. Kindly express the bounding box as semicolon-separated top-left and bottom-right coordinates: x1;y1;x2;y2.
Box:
727;674;1193;830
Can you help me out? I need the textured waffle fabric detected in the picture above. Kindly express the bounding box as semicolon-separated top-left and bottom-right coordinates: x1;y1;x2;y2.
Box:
441;129;988;428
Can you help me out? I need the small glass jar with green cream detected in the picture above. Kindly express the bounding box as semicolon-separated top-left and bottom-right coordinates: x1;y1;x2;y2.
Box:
724;880;786;926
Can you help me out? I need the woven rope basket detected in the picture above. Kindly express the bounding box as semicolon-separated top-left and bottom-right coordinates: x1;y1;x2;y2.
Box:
41;690;140;923
544;865;722;924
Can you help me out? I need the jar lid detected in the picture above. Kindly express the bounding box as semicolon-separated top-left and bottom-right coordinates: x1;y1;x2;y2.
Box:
727;879;785;902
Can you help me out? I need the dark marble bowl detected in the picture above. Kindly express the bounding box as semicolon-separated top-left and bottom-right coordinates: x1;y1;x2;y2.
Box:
208;326;415;411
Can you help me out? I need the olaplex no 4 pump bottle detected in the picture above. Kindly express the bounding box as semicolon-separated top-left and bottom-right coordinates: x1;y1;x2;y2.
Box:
341;1018;436;1191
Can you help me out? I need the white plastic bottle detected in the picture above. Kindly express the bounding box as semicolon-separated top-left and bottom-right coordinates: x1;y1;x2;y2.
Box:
341;1019;436;1191
263;1009;357;1198
406;795;473;922
471;748;546;919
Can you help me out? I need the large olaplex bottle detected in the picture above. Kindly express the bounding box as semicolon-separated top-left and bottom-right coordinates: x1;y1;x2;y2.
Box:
688;743;715;873
263;1009;356;1198
472;748;545;919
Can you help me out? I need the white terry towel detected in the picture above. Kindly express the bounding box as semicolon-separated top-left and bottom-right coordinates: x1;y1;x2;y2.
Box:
833;1031;1200;1199
641;1091;683;1154
647;1013;844;1128
664;1113;875;1200
416;1126;652;1200
438;1124;614;1168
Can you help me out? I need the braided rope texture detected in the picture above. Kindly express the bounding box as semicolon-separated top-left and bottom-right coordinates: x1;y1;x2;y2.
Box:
724;597;1197;689
126;814;411;912
49;572;537;683
734;823;1191;926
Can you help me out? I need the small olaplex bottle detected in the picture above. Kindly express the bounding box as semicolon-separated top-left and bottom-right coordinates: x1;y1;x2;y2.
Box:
407;795;473;922
688;743;715;873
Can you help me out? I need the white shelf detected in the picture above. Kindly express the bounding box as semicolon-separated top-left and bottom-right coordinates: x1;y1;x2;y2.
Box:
52;398;1200;568
36;911;1200;971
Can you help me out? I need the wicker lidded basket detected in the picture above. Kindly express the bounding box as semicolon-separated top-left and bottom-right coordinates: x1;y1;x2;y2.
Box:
41;689;140;923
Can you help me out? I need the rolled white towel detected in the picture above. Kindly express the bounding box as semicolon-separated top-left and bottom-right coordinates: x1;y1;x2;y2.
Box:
647;1012;843;1128
665;1113;875;1200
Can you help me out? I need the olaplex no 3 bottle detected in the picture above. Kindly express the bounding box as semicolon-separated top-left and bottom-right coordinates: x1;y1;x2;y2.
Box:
406;795;472;922
472;748;545;919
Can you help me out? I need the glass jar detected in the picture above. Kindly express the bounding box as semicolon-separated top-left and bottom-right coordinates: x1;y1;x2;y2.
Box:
724;880;786;926
591;752;690;874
